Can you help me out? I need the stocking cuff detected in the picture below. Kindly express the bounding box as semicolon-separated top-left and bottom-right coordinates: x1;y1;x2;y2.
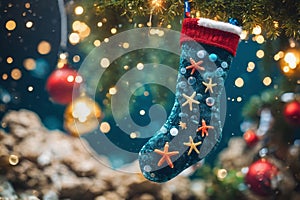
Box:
180;18;242;56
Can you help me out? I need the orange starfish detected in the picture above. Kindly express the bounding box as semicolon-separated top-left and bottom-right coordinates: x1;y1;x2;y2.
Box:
154;142;179;168
186;58;205;75
197;119;214;137
183;136;202;156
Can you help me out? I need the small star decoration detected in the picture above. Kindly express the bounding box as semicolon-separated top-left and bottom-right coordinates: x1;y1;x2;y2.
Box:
179;121;187;129
202;78;217;93
186;58;205;75
154;142;179;168
197;119;214;137
182;92;200;111
183;136;202;155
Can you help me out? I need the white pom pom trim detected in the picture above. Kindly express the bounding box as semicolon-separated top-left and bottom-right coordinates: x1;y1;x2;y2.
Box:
197;18;242;36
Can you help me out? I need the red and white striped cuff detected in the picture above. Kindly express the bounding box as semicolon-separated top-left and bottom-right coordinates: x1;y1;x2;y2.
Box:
180;18;242;56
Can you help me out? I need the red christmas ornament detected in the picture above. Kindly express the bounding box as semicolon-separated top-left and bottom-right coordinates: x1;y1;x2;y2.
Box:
245;159;278;196
283;100;300;126
46;65;83;105
243;129;259;147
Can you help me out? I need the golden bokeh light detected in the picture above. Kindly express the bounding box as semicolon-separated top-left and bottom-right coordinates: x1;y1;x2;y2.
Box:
97;22;103;27
23;58;36;70
240;30;248;40
235;77;244;88
11;68;22;80
72;21;81;31
93;40;101;47
100;122;111;134
6;56;13;64
263;77;272;86
130;132;137;139
2;74;8;80
256;50;265;58
64;96;102;136
69;33;80;45
282;66;290;73
109;87;117;95
6;20;16;31
74;6;84;15
9;154;19;166
123;42;130;49
217;169;228;180
25;3;31;9
252;25;262;35
111;28;117;34
26;21;33;28
237;97;242;102
37;41;51;55
256;35;264;44
73;55;80;63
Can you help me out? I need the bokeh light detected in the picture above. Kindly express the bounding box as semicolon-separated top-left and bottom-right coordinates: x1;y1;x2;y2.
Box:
73;55;81;63
111;28;117;34
11;68;22;80
263;77;272;86
6;20;16;31
123;42;130;49
256;35;264;44
69;33;80;45
252;25;262;35
8;154;19;166
256;50;265;58
28;86;34;92
235;77;244;88
75;6;84;15
23;58;36;70
37;41;51;55
109;87;117;95
26;21;33;28
6;56;13;64
100;58;110;68
237;97;242;102
137;63;144;70
240;30;248;40
100;122;111;134
2;74;8;80
94;40;101;47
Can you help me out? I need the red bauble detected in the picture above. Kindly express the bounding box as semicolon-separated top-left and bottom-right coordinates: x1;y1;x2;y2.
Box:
46;65;83;105
243;129;259;147
283;101;300;126
245;159;278;196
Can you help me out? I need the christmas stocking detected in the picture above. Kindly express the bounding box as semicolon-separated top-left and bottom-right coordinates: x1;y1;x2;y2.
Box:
138;18;242;182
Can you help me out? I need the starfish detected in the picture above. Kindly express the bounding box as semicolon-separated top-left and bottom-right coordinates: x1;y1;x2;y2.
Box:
182;92;200;111
179;121;187;130
183;136;202;155
186;58;205;75
197;119;214;137
202;78;217;93
154;142;179;168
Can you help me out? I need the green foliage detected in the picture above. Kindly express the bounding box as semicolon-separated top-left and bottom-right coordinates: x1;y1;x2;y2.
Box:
88;0;300;40
194;165;245;200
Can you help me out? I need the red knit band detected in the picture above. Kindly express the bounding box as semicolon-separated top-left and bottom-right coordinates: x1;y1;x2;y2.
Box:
180;18;240;56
